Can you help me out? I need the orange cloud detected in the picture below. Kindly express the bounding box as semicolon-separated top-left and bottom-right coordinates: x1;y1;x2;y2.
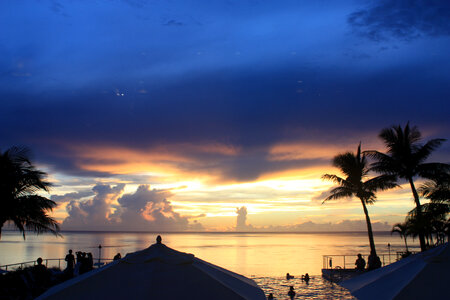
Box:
64;143;240;182
268;139;385;161
269;143;344;161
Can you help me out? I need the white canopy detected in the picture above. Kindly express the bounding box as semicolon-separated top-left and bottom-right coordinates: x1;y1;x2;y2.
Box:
340;242;450;300
37;238;266;300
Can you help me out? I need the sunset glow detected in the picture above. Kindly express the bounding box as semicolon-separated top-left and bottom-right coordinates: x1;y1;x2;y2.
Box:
1;0;449;233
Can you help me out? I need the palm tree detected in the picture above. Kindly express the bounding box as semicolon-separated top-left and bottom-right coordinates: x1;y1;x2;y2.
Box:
322;143;398;259
419;171;450;204
408;201;449;246
366;123;449;251
391;222;410;252
418;171;449;245
0;146;60;239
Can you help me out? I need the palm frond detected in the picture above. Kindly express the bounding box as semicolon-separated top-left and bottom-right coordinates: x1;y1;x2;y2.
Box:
365;151;399;175
364;175;399;191
25;218;61;237
416;163;450;180
323;187;353;203
419;182;450;203
413;139;446;164
0;146;60;239
322;174;345;185
391;222;409;237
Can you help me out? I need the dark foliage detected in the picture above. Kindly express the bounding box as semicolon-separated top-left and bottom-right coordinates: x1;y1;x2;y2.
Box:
0;146;60;239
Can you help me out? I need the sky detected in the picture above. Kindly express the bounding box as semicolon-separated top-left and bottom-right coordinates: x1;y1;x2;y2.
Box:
1;0;449;232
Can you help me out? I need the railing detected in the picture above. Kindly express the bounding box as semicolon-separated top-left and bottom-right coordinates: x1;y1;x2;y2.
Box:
0;258;114;272
322;253;394;270
395;251;418;261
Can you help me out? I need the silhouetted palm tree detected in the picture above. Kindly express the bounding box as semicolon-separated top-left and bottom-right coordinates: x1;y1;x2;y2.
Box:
322;144;397;258
391;222;410;253
366;123;449;251
408;201;449;246
419;171;450;204
418;171;449;245
0;146;60;239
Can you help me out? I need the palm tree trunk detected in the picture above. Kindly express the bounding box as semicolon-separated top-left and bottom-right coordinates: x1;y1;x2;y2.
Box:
360;198;377;256
408;177;426;251
404;237;409;252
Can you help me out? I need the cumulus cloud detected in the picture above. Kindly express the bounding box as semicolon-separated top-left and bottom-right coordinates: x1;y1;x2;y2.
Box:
348;0;450;41
113;185;199;231
63;184;125;230
235;206;253;231
236;206;247;231
62;184;203;231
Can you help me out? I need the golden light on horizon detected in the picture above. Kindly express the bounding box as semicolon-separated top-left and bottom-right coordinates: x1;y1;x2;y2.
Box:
45;140;425;231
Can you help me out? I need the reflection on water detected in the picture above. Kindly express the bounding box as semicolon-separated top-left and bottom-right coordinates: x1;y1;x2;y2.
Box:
255;276;355;299
0;231;419;276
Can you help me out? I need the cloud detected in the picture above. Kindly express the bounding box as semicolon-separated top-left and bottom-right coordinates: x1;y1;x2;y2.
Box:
51;190;94;203
311;188;333;203
163;20;184;26
63;184;125;229
114;185;197;231
238;219;392;232
62;184;203;231
2;61;449;185
348;0;450;41
289;219;391;232
2;0;450;232
236;206;248;231
38;141;332;184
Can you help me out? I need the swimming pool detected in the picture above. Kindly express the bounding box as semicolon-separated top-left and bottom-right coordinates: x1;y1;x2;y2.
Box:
254;276;355;299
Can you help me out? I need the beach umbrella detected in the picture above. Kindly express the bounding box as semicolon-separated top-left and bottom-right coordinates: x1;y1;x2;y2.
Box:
37;236;266;300
340;242;449;300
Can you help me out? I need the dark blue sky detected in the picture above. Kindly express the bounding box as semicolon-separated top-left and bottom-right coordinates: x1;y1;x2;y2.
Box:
1;0;449;230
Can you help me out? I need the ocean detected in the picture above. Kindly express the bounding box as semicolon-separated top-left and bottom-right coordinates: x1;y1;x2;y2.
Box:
0;231;419;299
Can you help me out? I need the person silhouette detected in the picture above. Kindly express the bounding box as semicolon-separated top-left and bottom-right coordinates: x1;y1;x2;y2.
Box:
35;257;46;272
33;257;50;292
76;251;82;264
367;251;382;270
267;293;274;299
288;286;296;299
286;272;294;280
156;235;162;244
65;249;75;276
79;252;88;275
87;253;94;271
355;253;366;271
304;273;310;283
114;253;122;260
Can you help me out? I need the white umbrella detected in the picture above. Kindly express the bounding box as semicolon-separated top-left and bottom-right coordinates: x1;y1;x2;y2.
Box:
37;237;266;300
340;242;450;300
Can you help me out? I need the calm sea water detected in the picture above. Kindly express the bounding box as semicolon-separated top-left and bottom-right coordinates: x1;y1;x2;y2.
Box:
0;231;419;299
